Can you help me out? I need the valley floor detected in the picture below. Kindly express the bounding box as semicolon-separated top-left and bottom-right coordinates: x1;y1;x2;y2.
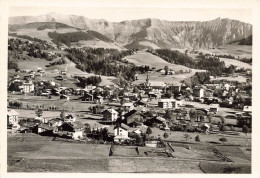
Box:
7;133;251;173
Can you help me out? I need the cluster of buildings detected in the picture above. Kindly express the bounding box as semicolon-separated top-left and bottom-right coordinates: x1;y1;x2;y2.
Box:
7;66;252;143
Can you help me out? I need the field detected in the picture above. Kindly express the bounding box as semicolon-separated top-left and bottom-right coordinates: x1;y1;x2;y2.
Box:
12;28;79;45
133;72;198;85
125;51;203;72
10;55;117;87
126;51;205;85
217;76;248;83
193;45;252;59
219;58;252;69
71;40;125;50
8;133;251;173
176;44;252;70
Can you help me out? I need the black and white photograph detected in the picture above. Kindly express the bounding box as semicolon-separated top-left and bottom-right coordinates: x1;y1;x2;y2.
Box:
1;0;259;176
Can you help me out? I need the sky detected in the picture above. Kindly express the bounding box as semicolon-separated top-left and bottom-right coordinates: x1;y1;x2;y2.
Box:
8;0;253;24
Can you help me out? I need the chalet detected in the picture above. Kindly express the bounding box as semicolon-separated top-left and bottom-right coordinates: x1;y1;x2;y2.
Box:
148;92;161;99
140;94;149;102
146;80;166;91
13;74;20;79
113;123;129;143
55;75;65;81
122;102;134;111
49;81;56;86
168;70;175;75
94;96;104;104
60;88;72;95
193;88;204;98
73;89;84;95
48;52;55;57
48;118;63;128
60;94;70;100
201;123;210;133
35;72;43;77
185;103;195;108
144;116;166;127
37;123;53;135
35;116;45;123
237;115;252;128
12;78;21;83
159;69;165;73
64;114;76;123
52;88;60;96
196;108;209;115
102;109;118;122
168;83;181;94
158;99;174;109
209;104;220;113
7;109;20;130
20;81;34;93
224;83;230;91
158;99;181;109
37;67;43;72
85;85;96;92
133;129;142;135
81;93;93;101
123;110;146;127
243;105;252;113
134;101;148;107
40;91;50;96
128;93;138;101
58;121;84;140
29;73;35;79
61;70;66;75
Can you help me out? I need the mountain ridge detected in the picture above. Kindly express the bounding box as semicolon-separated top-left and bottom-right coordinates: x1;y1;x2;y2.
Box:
9;13;252;49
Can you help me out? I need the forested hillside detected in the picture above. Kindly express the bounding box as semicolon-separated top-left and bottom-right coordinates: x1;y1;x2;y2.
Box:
48;31;113;46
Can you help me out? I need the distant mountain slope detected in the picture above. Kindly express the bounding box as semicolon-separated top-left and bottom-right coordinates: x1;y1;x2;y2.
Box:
9;22;77;31
230;35;252;45
48;30;113;46
9;13;252;49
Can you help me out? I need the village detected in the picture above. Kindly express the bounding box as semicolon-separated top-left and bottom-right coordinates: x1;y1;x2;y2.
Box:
8;59;252;142
6;16;252;173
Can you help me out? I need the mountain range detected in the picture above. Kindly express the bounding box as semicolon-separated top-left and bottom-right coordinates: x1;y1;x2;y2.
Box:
9;12;252;49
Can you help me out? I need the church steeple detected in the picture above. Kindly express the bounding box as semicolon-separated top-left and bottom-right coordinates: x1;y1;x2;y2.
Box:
146;73;150;86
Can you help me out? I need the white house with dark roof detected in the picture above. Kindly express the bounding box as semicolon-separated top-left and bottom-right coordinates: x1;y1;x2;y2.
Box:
243;106;252;113
102;109;118;122
209;104;220;113
58;121;84;140
158;99;181;109
113;123;129;143
20;81;34;93
122;102;134;111
7;109;20;130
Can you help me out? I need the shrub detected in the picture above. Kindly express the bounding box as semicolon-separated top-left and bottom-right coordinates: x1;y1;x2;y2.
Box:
219;137;227;143
242;125;251;134
171;125;183;131
184;134;190;141
163;132;169;138
195;135;200;142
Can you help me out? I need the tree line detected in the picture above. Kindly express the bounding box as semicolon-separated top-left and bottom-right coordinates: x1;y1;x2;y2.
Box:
48;31;112;46
150;49;245;76
66;48;149;82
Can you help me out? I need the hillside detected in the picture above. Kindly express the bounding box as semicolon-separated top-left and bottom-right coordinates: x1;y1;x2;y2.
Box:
125;51;191;71
9;22;123;49
47;31;113;46
9;22;77;31
9;13;252;49
11;55;118;87
125;51;205;85
230;35;252;45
